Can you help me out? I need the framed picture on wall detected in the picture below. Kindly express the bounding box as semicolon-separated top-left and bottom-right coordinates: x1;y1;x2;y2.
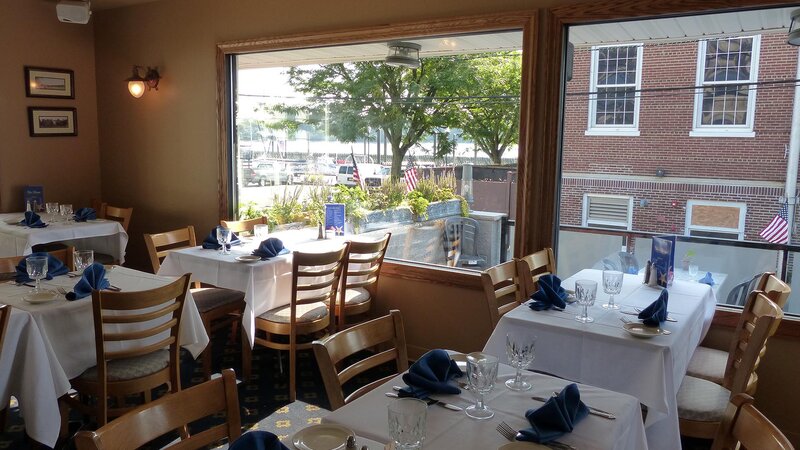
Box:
28;107;77;137
24;66;74;98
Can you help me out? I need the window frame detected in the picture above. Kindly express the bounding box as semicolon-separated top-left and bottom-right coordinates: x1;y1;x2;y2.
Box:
581;193;634;230
690;35;761;138
586;43;643;137
684;199;747;241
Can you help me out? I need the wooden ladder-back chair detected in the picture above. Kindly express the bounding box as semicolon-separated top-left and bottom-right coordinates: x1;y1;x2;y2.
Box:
678;291;783;439
144;226;249;380
254;243;350;402
75;368;242;450
687;272;790;392
481;260;528;328
0;247;75;281
517;247;557;298
338;233;391;330
220;216;268;236
711;393;794;450
62;274;191;427
92;204;133;265
0;304;10;430
313;309;408;410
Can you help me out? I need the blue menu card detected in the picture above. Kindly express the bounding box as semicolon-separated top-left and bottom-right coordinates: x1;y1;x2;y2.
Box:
23;186;44;212
651;235;675;288
324;203;346;236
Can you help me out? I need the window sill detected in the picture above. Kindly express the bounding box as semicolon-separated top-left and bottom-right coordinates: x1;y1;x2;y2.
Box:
382;259;483;289
584;129;640;137
689;130;755;138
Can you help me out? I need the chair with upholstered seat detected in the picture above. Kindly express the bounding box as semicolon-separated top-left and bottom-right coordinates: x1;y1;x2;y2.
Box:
337;233;390;330
687;273;790;392
481;259;528;328
313;309;408;410
144;226;249;380
710;393;794;450
61;274;191;428
254;243;349;402
678;291;783;439
74;368;242;450
516;247;556;298
220;216;268;236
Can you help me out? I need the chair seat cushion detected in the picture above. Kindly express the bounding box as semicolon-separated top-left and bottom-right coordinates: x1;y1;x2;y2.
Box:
191;287;245;313
258;302;328;323
686;346;727;385
677;376;730;422
344;287;371;306
78;350;170;382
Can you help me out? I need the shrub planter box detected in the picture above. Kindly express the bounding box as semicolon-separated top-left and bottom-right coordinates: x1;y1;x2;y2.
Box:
361;206;413;232
420;199;462;222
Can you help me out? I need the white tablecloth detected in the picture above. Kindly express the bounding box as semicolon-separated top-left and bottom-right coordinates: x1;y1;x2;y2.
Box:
324;359;648;449
483;269;717;450
0;213;128;263
0;267;208;447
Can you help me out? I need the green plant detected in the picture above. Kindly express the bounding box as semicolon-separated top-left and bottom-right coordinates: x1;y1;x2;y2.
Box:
456;194;470;217
304;184;332;225
333;185;368;231
266;186;305;225
406;190;430;219
367;179;406;210
412;177;439;202
238;201;264;220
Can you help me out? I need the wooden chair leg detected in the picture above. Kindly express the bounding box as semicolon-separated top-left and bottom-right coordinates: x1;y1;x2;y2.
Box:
241;329;252;381
289;348;296;402
58;396;70;441
202;345;213;380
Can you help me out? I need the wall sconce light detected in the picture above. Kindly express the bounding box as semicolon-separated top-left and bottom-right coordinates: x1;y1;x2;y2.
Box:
655;168;666;177
126;65;160;98
789;9;800;46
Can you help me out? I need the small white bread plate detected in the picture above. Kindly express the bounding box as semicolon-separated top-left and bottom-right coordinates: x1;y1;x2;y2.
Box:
23;290;60;304
623;322;665;338
235;255;261;263
292;424;354;450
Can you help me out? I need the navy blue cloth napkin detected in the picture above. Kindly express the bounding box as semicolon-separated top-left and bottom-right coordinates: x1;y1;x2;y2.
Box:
529;274;568;311
66;263;111;301
398;349;463;398
252;237;289;260
228;431;289;450
517;383;589;444
15;252;69;283
638;289;669;326
19;211;47;228
699;272;715;286
201;227;240;250
73;207;97;222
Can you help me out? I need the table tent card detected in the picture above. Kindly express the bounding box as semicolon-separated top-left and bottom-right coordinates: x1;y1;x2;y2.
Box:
651;235;675;288
324;203;346;236
23;185;44;212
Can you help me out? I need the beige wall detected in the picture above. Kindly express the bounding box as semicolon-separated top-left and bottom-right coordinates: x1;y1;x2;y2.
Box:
0;1;101;213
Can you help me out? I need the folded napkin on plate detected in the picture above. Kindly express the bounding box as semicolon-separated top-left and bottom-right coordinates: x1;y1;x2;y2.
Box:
699;272;715;286
73;207;96;222
19;211;47;228
252;237;289;260
398;349;463;398
517;383;589;444
201;227;240;250
228;431;289;450
529;274;568;311
638;289;669;326
15;252;69;283
66;263;111;301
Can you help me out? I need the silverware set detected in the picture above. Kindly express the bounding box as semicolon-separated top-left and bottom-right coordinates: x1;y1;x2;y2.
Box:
620;307;677;322
496;420;577;450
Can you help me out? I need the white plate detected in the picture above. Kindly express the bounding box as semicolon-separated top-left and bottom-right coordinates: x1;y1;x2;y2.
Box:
292;424;354;450
499;442;549;449
622;322;665;338
23;290;60;304
235;255;261;263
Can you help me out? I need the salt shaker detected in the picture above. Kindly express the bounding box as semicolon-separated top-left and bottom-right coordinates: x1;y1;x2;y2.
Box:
346;435;357;449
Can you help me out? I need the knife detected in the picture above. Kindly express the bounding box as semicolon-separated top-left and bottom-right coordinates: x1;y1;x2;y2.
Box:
531;395;616;419
386;389;462;411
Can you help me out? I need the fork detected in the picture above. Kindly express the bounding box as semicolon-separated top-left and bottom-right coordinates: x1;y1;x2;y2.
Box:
496;421;577;450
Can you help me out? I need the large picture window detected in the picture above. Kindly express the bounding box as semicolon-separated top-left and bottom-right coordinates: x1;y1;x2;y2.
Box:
587;44;642;136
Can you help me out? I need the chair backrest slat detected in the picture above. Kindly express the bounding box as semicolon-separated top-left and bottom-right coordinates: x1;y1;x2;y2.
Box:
518;248;557;298
105;205;133;232
481;260;526;328
711;393;794;450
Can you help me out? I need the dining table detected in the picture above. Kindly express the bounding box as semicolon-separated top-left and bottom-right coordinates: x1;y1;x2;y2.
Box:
482;268;717;450
0;212;129;263
322;353;648;449
0;266;208;448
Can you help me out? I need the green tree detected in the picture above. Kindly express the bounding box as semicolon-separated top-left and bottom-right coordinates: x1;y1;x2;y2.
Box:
457;52;521;165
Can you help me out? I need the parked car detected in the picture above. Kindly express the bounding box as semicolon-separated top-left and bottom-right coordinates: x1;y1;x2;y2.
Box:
337;163;383;186
287;163;308;184
243;161;290;186
364;166;391;188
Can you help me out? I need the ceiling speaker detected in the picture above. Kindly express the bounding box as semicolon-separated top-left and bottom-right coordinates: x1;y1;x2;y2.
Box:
57;1;92;24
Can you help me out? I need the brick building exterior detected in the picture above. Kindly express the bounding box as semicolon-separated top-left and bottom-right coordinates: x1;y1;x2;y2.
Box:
561;32;798;242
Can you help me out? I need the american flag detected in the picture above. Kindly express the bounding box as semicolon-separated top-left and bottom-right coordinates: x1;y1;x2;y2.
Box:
350;150;363;189
760;203;789;244
404;163;418;193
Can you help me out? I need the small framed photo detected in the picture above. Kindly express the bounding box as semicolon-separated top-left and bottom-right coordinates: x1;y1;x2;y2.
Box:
28;107;78;137
24;66;74;98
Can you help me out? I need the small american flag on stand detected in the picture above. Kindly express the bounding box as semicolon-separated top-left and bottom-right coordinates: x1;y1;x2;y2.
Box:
759;202;789;244
350;150;363;189
404;163;418;193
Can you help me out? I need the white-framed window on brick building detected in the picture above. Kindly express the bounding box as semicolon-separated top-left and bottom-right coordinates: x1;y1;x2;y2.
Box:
691;35;760;137
684;200;747;240
582;194;633;230
586;44;642;136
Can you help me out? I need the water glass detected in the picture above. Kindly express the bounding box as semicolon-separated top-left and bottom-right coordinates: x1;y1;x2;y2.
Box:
74;250;94;272
388;398;427;450
465;352;499;420
59;204;73;222
688;264;699;278
253;224;268;241
26;256;48;293
46;202;59;222
602;270;623;310
505;331;536;391
216;227;232;255
574;279;597;323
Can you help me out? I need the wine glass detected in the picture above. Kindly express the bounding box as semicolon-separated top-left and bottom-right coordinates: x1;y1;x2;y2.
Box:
505;331;536;391
465;352;499;420
74;250;94;272
688;264;699;278
574;279;597;323
46;202;59;222
253;224;268;241
26;256;48;294
216;227;231;255
602;270;623;310
59;204;73;223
